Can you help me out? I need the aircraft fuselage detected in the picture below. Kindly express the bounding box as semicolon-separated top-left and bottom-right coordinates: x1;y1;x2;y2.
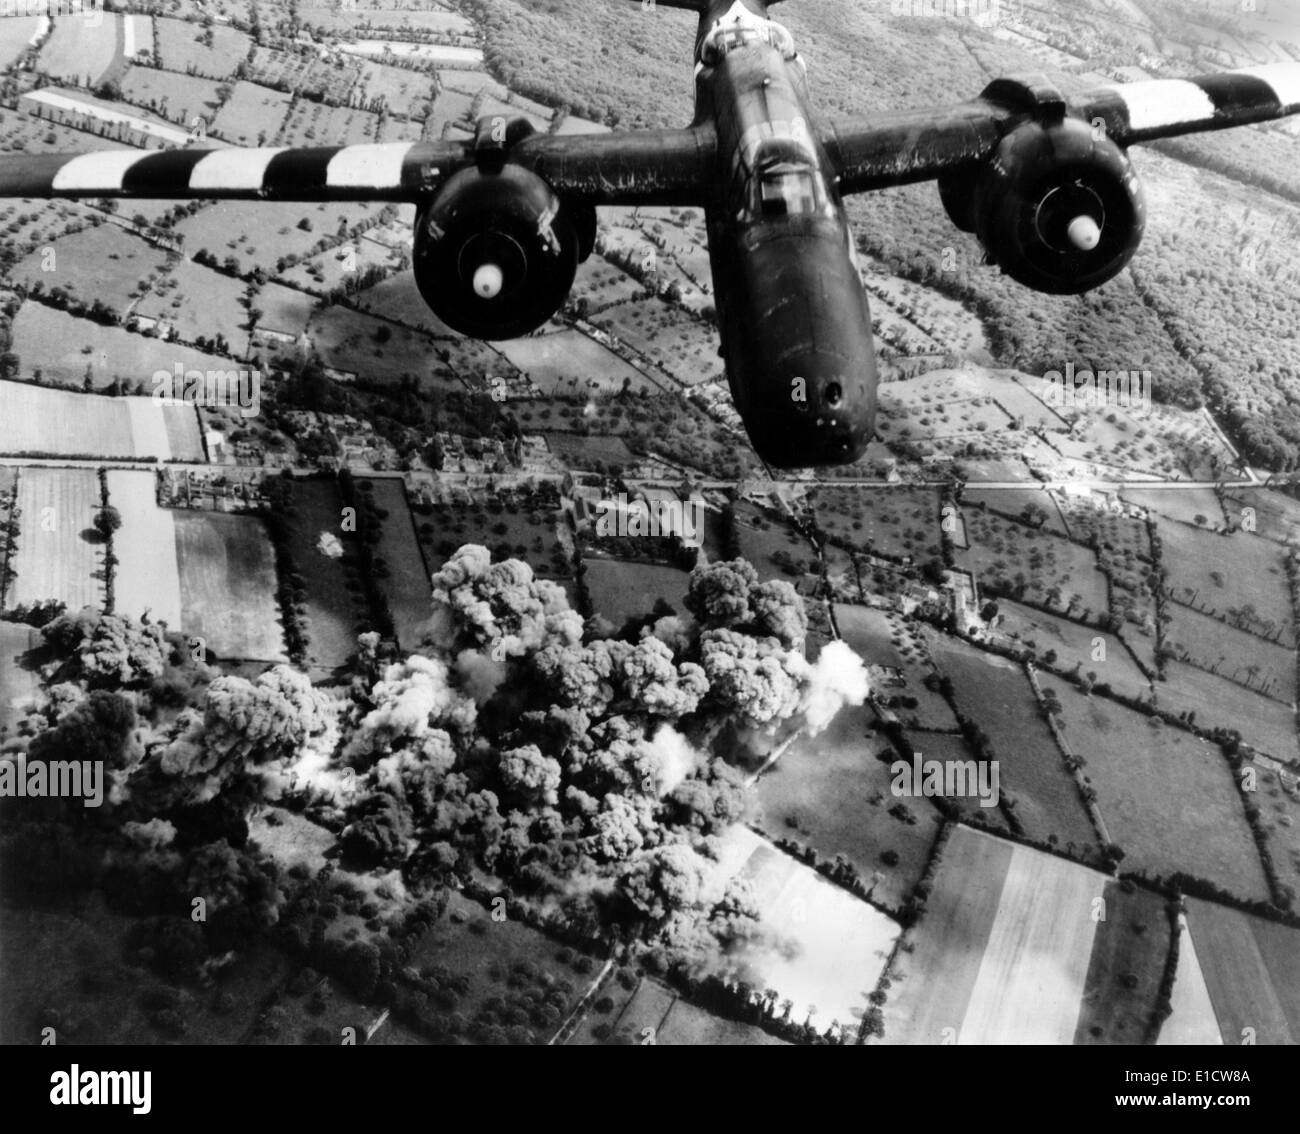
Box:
692;1;876;467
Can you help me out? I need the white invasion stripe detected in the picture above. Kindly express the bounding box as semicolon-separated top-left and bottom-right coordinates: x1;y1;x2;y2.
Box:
1118;79;1216;132
51;150;147;192
1235;64;1300;111
190;148;287;191
325;143;413;190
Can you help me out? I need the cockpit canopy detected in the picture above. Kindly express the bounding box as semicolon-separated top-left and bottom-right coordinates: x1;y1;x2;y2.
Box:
700;18;797;66
751;140;824;218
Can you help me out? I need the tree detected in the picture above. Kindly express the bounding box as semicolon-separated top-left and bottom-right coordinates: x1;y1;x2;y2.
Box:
94;504;122;538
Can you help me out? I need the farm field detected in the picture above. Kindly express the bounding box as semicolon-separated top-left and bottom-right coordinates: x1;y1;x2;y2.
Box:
415;492;568;583
0;16;40;69
964;486;1068;536
814;486;939;563
401;890;598;1045
253;282;317;341
305;303;444;382
9;220;168;309
1183;898;1300;1045
880;825;1107;1044
835;604;957;730
355;59;439;119
1045;685;1271;903
1073;880;1173;1045
119;67;226;127
105;471;182;629
7;467;102;612
991;600;1151;703
1119;486;1226;529
712;825;900;1033
901;729;1013;835
175;200;378;269
0;621;41;742
154;17;252;76
279;101;382;146
584;976;784;1045
1156;915;1223;1046
11;304;235;391
927;633;1100;854
1156;518;1295;648
279;478;366;672
357;478;431;651
1254;760;1300;901
734;502;811;583
591;299;717;389
1220;486;1300;546
173;510;285;662
37;13;121;86
754;704;942;912
958;510;1110;622
1163;602;1295;704
1156;660;1299;763
582;558;689;629
494;329;656;397
136;259;250;352
212;82;294;146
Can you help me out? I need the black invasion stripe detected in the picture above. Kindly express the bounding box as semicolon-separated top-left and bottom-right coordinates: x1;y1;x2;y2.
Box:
120;148;210;196
1191;72;1283;120
260;147;339;198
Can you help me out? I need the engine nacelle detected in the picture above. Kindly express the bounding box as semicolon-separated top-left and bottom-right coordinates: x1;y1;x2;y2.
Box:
941;116;1145;295
413;163;595;340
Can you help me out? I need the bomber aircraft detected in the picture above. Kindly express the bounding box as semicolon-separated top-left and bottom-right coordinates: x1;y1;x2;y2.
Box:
2;0;1298;465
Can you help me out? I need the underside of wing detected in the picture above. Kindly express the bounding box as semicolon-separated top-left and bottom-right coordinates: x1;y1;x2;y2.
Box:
824;62;1300;197
0;140;474;201
0;125;715;207
1069;63;1300;145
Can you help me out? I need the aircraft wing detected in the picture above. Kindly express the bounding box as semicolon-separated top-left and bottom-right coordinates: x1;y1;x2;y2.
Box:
824;63;1300;196
0;125;716;206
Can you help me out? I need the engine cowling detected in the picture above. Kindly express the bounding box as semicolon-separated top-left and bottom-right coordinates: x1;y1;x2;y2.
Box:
941;117;1145;295
413;163;595;340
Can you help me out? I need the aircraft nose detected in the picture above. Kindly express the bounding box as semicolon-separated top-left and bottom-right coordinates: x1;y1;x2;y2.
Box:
745;348;875;468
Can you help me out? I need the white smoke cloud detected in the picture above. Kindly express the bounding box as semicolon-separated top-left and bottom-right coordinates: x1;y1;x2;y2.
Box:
799;639;870;735
640;724;699;797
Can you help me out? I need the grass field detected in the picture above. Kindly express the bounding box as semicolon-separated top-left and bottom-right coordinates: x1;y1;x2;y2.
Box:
120;66;226;127
1120;486;1226;529
991;600;1151;702
173;510;285;662
105;470;182;629
1046;685;1271;902
0;15;40;69
1155;660;1299;763
10;220;169;310
283;477;368;673
1156;518;1295;648
11;303;236;391
1182;898;1300;1045
494;329;657;397
8;467;102;612
964;486;1069;536
358;479;432;650
137;258;252;353
1220;486;1300;546
1164;602;1295;704
582;558;689;628
754;704;942;912
211;82;294;146
712;825;901;1034
154;17;251;76
927;633;1100;853
1255;762;1300;901
835;604;957;730
38;13;121;86
1073;880;1173;1045
586;976;785;1045
815;486;940;563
